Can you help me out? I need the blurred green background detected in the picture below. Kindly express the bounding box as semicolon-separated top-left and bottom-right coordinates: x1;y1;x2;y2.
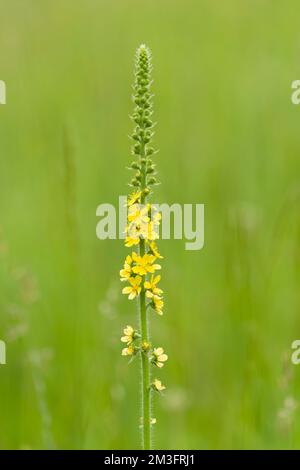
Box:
1;0;300;450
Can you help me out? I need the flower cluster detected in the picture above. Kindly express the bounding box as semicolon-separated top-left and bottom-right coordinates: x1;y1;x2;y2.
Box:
120;326;168;390
119;45;167;446
120;201;164;314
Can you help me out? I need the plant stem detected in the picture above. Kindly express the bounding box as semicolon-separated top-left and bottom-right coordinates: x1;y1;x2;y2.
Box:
139;131;151;449
139;239;151;450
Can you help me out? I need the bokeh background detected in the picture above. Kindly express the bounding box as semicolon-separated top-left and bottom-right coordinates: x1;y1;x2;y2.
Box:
1;0;300;450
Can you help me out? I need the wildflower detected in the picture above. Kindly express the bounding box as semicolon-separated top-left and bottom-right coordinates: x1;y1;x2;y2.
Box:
152;347;168;368
120;255;132;281
152;211;162;225
121;325;138;345
128;203;150;225
132;253;161;276
119;45;167;449
142;341;151;353
121;345;134;356
144;275;163;298
147;241;163;259
127;190;142;207
122;276;142;299
152;379;166;392
153;295;164;315
141;221;159;241
125;232;140;247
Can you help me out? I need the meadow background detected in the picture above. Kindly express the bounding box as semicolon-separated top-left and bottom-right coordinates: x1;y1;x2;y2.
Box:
1;0;300;449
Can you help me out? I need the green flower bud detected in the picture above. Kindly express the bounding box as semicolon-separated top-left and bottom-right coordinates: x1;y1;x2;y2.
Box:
146;148;154;156
146;166;155;174
147;176;157;185
134;144;141;154
131;178;140;187
131;161;140;170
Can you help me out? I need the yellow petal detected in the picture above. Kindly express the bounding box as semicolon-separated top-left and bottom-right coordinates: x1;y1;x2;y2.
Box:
152;264;161;270
128;291;137;300
124;325;134;335
159;354;168;362
122;286;132;294
154;347;164;356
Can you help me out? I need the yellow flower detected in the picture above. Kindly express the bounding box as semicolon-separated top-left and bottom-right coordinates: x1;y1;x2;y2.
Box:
142;221;159;241
142;341;150;352
151;418;157;424
120;255;132;281
144;275;163;298
152;347;168;368
152;211;162;225
127;191;142;207
125;235;140;247
132;253;161;276
128;203;150;225
121;325;135;345
147;241;163;259
122;276;142;299
122;345;134;356
153;378;166;392
153;295;164;315
124;223;146;247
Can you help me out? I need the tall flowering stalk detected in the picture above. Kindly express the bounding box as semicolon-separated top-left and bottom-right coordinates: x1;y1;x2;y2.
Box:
120;45;167;450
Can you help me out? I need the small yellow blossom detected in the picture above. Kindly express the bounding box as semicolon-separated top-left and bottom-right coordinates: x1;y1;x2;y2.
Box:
152;211;162;225
147;241;163;259
150;418;157;424
153;378;166;392
128;203;150;225
125;234;140;247
120;255;132;281
122;345;134;356
121;325;135;345
153;295;164;315
142;221;159;241
127;191;142;207
152;347;168;368
125;223;148;246
132;253;161;276
142;341;150;352
122;276;142;299
144;275;163;298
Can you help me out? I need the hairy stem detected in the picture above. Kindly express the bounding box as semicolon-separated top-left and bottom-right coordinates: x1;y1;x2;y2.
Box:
139;241;151;450
139;119;151;449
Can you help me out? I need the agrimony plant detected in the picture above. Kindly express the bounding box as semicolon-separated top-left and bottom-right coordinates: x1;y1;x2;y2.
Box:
120;45;167;450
